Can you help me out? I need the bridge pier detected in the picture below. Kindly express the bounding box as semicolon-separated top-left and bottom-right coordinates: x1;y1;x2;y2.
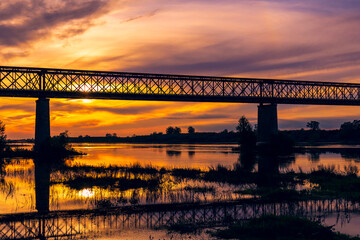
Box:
35;160;50;213
257;103;278;143
35;98;50;149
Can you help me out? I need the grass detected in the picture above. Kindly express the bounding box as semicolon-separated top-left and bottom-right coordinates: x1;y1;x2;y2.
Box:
172;168;202;179
296;165;360;201
184;186;215;193
56;176;162;191
50;161;360;203
212;215;360;240
203;165;256;184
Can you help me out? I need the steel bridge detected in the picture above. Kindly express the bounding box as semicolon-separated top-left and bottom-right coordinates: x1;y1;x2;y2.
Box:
1;66;360;104
0;199;358;240
1;65;360;145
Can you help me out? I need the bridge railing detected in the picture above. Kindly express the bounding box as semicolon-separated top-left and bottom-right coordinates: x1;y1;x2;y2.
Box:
1;66;360;104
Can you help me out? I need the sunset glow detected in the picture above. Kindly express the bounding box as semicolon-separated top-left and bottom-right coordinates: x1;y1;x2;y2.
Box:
1;0;360;138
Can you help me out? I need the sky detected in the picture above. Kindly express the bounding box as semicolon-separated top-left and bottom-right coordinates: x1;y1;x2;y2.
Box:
1;0;360;139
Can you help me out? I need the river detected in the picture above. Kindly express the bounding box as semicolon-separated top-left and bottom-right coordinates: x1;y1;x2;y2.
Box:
1;143;360;239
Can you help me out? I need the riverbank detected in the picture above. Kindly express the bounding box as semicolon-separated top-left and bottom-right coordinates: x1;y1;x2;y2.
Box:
8;128;360;145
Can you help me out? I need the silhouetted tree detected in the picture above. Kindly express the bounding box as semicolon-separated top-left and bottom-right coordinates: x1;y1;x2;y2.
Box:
306;121;320;131
221;129;229;134
174;127;181;134
52;131;71;150
0;121;6;153
236;116;256;149
237;116;253;133
113;133;117;137
166;126;182;135
166;126;175;135
188;126;195;134
340;120;360;141
38;130;80;158
105;133;112;137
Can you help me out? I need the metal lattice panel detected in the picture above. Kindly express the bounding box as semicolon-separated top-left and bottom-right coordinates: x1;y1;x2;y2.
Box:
1;66;360;105
1;199;359;240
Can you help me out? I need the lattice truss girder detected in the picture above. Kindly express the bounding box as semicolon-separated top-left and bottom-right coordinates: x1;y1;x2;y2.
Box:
0;71;40;90
1;67;360;103
41;74;360;101
0;199;359;239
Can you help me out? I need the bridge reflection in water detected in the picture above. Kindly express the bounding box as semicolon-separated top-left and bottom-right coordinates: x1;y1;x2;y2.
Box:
0;199;358;239
0;156;359;239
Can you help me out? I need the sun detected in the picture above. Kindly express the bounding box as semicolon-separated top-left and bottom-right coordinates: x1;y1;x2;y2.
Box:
81;99;93;103
78;188;94;198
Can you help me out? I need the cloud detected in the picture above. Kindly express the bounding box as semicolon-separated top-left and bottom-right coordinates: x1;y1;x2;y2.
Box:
51;101;161;115
122;39;360;81
121;9;160;23
165;112;230;120
71;120;102;128
6;114;33;120
0;0;113;46
0;104;34;112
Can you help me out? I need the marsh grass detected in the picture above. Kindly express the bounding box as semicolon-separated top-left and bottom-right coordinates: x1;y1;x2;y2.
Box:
295;165;360;201
50;162;360;203
55;176;162;191
184;186;215;193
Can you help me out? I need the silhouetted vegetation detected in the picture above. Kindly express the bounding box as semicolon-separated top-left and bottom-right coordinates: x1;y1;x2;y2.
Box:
37;131;83;157
188;126;195;134
0;121;6;154
212;215;360;240
166;126;181;135
58;176;162;191
50;118;360;145
307;120;320;131
295;165;360;201
52;160;360;203
340;120;360;141
0;121;33;158
237;116;256;150
0;121;82;158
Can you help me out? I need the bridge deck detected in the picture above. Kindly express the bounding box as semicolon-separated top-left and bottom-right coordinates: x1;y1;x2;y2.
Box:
1;66;360;105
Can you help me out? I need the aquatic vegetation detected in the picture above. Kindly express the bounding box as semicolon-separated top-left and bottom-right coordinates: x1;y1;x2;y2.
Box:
53;161;360;203
172;168;202;179
55;176;162;191
184;186;215;193
37;131;84;158
296;166;360;201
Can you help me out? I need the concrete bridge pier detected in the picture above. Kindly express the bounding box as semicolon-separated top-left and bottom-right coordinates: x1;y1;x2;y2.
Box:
35;98;50;150
257;103;278;144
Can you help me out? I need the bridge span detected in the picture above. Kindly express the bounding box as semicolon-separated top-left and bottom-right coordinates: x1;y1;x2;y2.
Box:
1;66;360;146
0;199;357;239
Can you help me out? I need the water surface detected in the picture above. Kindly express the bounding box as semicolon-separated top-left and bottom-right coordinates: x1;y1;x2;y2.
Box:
2;143;360;239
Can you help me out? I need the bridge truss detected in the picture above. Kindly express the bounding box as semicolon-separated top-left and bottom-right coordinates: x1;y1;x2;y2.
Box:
0;199;358;239
1;66;360;105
